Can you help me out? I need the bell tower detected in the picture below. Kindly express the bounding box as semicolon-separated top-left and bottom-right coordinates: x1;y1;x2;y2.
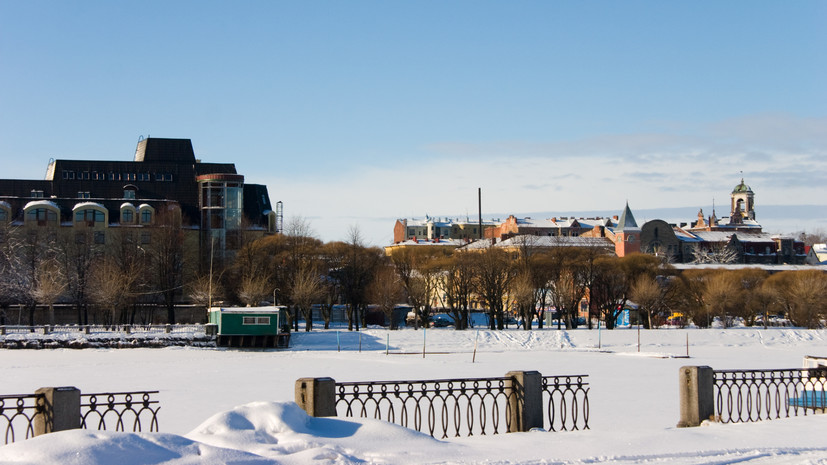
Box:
730;178;755;221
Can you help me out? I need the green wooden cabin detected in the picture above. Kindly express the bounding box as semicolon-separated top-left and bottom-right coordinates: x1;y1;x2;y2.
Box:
208;306;290;348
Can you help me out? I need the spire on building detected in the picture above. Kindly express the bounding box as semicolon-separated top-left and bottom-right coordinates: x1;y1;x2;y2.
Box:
616;202;639;231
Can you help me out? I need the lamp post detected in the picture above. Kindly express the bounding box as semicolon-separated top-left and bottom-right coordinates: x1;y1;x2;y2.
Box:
272;288;279;306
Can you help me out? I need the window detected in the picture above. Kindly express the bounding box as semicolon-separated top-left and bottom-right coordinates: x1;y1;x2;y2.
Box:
155;173;164;181
75;209;104;226
26;208;58;226
94;231;105;244
140;231;151;244
81;171;90;180
121;209;134;223
63;171;75;180
30;190;44;198
124;190;136;199
140;209;152;224
165;174;173;181
0;210;7;222
242;316;270;325
78;191;91;199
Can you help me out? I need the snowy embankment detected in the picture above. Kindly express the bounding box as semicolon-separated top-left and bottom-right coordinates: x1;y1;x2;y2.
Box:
1;327;826;464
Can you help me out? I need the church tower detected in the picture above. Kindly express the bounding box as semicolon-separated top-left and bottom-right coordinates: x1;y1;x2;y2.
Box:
730;178;755;221
614;202;641;257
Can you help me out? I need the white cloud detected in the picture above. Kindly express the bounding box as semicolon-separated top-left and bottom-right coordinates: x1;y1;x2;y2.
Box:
260;113;827;244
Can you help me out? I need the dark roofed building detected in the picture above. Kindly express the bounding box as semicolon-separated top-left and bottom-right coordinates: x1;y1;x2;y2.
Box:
0;137;278;260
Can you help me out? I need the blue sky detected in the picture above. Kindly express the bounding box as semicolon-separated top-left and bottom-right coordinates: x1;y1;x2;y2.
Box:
1;1;825;244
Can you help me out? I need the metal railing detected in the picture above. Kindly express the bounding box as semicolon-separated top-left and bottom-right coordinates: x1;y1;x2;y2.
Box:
334;373;590;438
336;377;513;438
542;375;590;431
713;368;826;423
81;391;160;433
1;389;160;444
0;394;42;444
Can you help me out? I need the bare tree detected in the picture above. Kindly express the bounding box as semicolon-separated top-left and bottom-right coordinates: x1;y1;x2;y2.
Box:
33;259;66;326
438;252;476;330
56;229;100;325
390;247;451;329
147;208;185;323
771;270;827;328
702;272;740;328
290;264;325;331
188;272;225;308
237;273;273;306
89;257;134;325
367;263;405;330
472;247;513;330
511;270;535;330
630;275;673;329
672;269;714;328
690;242;739;264
590;254;662;329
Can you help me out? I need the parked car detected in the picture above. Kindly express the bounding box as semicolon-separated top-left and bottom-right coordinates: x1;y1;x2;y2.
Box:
431;314;454;328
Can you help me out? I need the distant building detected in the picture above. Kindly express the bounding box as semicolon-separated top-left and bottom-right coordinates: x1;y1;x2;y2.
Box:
0;137;277;260
638;179;805;264
806;244;827;265
485;215;616;240
393;216;498;243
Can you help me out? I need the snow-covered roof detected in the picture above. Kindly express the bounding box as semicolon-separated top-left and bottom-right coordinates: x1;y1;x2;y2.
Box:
401;217;499;227
459;235;613;250
0;200;10;209
389;238;466;247
72;202;106;211
121;202;136;209
715;217;762;228
209;306;286;314
23;200;60;210
691;231;776;243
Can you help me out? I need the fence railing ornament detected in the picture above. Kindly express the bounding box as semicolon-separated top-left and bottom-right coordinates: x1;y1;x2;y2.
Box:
297;371;590;438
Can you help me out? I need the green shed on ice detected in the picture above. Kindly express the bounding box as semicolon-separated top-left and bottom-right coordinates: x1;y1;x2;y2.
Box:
208;306;290;348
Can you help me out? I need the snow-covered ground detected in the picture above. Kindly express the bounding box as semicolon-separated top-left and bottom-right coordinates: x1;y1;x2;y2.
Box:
1;327;826;464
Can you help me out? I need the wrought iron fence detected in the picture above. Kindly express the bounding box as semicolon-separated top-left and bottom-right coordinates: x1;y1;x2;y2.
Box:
335;373;590;438
542;375;590;431
81;391;160;433
713;368;826;423
0;393;42;444
336;377;514;438
1;389;160;444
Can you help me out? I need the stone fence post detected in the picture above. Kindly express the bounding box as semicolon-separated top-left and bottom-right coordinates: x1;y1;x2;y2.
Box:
33;387;81;436
506;370;544;432
295;377;337;417
677;366;714;427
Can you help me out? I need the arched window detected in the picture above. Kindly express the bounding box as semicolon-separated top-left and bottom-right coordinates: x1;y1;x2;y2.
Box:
23;201;60;227
72;203;108;228
120;203;137;225
138;204;154;225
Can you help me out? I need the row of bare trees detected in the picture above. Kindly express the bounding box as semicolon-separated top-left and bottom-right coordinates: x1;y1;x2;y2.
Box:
0;209;187;326
3;214;825;330
640;268;827;329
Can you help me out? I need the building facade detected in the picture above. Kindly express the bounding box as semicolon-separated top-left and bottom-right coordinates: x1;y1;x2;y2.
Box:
0;137;277;260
